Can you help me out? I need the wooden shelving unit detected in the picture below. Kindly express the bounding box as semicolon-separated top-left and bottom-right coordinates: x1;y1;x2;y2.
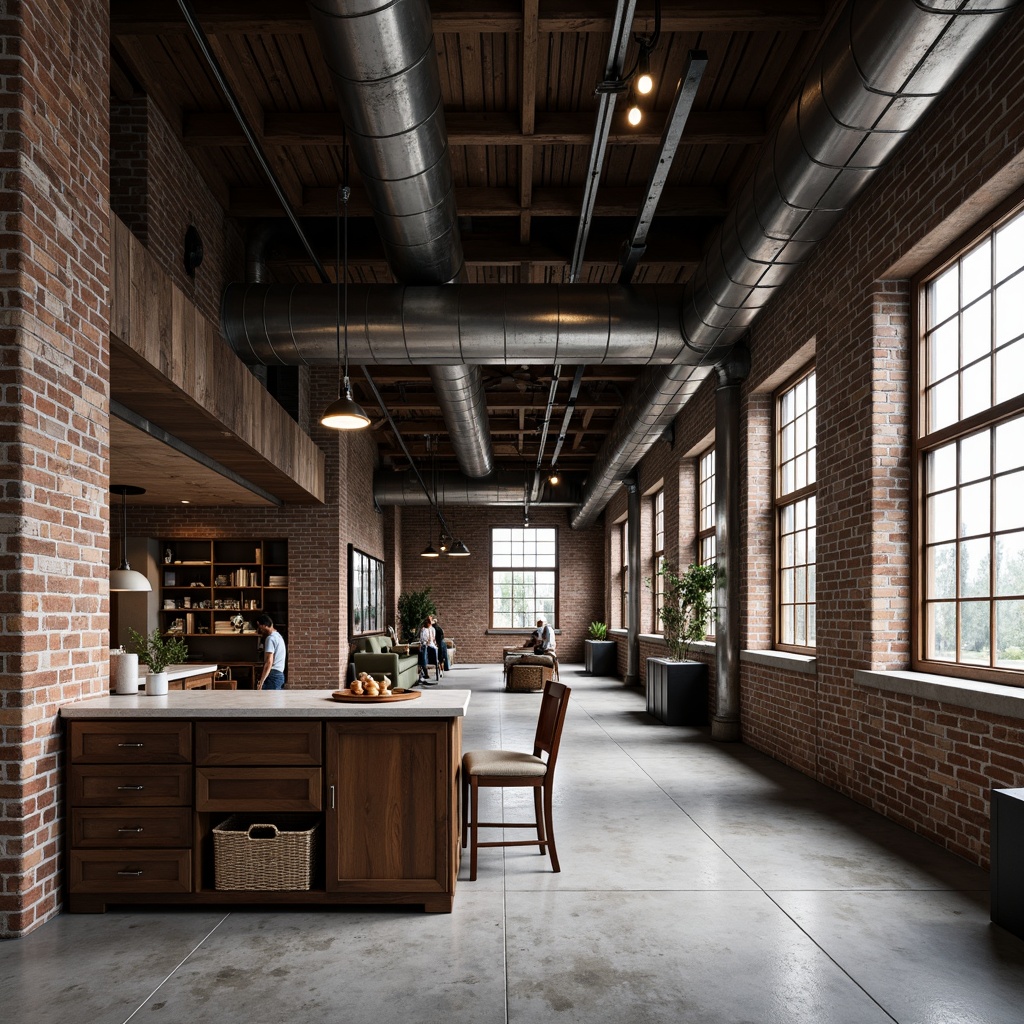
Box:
158;539;287;685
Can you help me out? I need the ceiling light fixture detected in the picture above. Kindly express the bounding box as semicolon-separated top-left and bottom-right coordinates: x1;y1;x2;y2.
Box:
448;538;470;557
109;485;153;592
321;132;370;431
548;469;560;486
626;87;643;126
636;48;653;95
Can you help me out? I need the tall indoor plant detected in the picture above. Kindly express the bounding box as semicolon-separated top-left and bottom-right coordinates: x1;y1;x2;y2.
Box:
656;561;717;661
397;587;437;643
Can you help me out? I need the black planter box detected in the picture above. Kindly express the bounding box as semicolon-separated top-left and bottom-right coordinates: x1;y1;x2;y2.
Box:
645;657;708;726
992;787;1024;940
584;639;617;675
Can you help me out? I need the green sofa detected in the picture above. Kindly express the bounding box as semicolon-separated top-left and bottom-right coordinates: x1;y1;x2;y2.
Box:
352;634;420;689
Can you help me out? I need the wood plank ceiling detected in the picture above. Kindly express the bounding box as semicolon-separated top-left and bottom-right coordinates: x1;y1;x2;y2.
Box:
110;1;840;495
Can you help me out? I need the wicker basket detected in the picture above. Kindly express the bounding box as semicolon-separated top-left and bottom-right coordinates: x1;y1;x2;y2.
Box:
507;663;552;691
213;814;320;891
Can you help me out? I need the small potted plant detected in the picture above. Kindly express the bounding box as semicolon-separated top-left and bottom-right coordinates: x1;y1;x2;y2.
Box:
128;627;189;696
584;620;616;674
646;561;717;725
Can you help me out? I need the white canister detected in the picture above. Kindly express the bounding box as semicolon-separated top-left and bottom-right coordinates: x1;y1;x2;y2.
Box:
111;651;139;695
146;671;169;696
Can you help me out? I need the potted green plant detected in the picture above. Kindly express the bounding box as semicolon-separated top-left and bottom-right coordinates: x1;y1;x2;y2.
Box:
397;587;437;643
647;561;717;725
128;627;189;696
584;620;616;674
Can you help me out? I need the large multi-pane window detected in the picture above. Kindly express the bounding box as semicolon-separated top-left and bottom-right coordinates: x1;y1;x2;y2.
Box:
919;204;1024;681
698;448;717;638
776;369;816;649
620;521;629;629
491;528;557;627
652;489;664;631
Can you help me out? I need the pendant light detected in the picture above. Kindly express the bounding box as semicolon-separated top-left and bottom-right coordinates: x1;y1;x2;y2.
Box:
448;538;470;557
320;131;370;430
109;485;152;592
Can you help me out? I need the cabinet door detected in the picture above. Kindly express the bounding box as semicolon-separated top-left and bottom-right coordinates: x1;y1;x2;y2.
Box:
325;720;454;894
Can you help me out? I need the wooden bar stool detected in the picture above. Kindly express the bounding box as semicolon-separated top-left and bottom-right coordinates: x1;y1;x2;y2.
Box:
461;679;571;880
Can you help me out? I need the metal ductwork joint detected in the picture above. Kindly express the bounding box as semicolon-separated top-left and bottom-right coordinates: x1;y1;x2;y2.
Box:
568;0;1018;529
307;0;493;477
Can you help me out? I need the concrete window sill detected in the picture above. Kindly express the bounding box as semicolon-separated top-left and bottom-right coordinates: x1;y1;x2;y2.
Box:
855;668;1024;720
741;649;817;675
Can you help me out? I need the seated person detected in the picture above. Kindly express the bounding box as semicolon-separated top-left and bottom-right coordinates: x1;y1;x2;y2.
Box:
533;617;555;656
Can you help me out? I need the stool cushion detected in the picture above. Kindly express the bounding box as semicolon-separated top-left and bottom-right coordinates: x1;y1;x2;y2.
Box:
464;749;548;778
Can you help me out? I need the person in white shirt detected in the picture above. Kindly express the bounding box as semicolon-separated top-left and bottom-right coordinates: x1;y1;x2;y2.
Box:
534;617;555;656
418;617;438;685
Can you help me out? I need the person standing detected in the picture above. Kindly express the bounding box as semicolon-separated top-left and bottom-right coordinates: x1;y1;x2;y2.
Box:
432;615;449;676
255;613;286;689
418;616;438;685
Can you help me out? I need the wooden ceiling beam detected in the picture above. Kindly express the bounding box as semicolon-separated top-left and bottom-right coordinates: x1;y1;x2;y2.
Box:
113;1;825;36
229;184;725;218
183;109;765;148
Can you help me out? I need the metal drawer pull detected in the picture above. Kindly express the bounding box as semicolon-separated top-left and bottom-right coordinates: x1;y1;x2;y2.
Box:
116;785;145;791
330;784;335;810
117;742;144;748
117;869;144;877
117;827;144;833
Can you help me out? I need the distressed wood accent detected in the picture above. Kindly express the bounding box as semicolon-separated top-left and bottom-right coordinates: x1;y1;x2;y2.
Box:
109;216;326;504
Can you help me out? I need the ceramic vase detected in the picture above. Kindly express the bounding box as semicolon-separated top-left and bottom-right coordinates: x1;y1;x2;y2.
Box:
146;671;169;696
111;651;139;694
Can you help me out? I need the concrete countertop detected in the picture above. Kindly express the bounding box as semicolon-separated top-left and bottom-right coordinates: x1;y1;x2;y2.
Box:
136;663;218;682
60;688;472;719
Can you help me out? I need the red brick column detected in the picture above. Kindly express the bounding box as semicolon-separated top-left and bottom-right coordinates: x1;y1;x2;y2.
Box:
0;0;111;937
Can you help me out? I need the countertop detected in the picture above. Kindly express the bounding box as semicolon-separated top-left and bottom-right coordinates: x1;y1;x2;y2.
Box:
136;663;218;681
60;689;472;719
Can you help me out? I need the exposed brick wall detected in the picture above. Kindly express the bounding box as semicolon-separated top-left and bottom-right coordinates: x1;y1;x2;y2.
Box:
109;94;244;323
0;0;110;937
396;505;604;665
109;96;148;243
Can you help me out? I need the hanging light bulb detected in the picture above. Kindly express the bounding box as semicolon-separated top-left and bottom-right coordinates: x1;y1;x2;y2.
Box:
636;47;653;95
627;86;642;127
548;469;560;486
109;485;152;592
321;135;369;430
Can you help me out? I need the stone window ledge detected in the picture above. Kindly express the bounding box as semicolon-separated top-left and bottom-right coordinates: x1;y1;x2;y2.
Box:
855;668;1024;720
741;649;817;675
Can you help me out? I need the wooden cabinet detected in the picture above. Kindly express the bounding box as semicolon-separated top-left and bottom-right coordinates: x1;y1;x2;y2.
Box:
65;711;462;913
66;721;194;908
325;718;461;912
158;538;287;681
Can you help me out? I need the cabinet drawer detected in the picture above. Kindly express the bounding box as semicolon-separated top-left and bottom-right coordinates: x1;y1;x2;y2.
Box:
195;721;321;766
69;850;192;894
70;807;192;848
69;765;192;806
69;722;191;763
196;768;322;811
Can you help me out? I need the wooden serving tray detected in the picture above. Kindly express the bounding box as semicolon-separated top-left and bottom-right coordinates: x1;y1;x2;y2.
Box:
330;688;422;703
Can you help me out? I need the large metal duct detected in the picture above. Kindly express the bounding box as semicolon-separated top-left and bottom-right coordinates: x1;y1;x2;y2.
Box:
569;0;1018;529
307;0;493;477
373;470;583;507
222;283;688;365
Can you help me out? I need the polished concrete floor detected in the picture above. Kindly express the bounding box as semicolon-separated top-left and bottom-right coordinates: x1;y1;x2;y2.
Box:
4;664;1024;1023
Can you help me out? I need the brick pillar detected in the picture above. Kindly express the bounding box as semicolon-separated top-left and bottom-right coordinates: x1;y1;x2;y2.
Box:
0;0;111;938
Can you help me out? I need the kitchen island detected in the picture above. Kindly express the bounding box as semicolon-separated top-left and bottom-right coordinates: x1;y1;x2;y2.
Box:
61;689;470;913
